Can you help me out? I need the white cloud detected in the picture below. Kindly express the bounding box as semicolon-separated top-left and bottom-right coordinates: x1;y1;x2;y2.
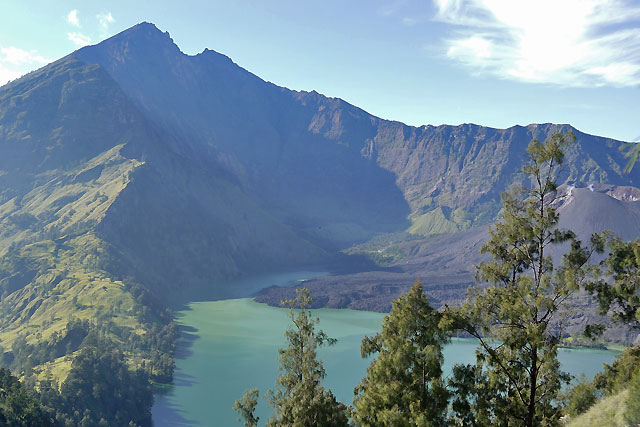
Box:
67;32;92;48
1;47;50;66
447;35;492;59
97;12;115;30
0;46;51;87
402;17;419;26
67;9;80;27
0;63;22;86
433;0;640;87
378;0;409;17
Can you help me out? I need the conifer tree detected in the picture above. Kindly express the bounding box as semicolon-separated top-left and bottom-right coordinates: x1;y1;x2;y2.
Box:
234;389;259;427
586;233;640;329
235;288;349;427
450;132;597;426
583;222;640;426
353;279;450;427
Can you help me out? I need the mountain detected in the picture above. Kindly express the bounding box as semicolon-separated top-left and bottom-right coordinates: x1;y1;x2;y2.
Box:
72;23;637;242
1;21;639;388
556;184;640;242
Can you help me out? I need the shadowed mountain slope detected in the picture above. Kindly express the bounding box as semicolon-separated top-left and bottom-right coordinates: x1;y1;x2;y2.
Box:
0;47;326;387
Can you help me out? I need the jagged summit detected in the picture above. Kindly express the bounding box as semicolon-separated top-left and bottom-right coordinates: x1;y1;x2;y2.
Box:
75;21;237;70
95;21;176;48
75;21;183;65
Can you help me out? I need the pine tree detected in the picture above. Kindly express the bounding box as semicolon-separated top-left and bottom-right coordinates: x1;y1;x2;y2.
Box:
353;279;450;427
234;389;259;427
0;368;54;426
586;233;640;329
450;132;597;426
584;219;640;427
235;288;349;427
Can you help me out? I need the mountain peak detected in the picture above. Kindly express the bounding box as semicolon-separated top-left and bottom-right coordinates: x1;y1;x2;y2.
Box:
75;21;181;64
133;21;160;30
119;21;173;43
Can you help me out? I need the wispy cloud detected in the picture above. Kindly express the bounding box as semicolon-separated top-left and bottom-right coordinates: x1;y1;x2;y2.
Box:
67;9;80;27
97;12;115;30
377;0;409;17
1;47;50;66
0;64;22;86
402;16;419;26
67;32;91;48
65;10;91;49
0;46;51;86
433;0;640;87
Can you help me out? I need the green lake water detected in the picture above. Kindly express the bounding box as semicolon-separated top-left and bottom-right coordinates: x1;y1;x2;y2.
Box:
152;274;620;427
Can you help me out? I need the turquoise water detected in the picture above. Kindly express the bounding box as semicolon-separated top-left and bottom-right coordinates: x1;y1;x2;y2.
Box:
152;275;619;426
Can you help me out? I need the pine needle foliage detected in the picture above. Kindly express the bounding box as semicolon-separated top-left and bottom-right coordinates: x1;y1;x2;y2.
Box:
353;279;450;427
235;288;349;427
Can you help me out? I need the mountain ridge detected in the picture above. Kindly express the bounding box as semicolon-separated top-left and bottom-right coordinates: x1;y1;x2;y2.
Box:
71;23;637;238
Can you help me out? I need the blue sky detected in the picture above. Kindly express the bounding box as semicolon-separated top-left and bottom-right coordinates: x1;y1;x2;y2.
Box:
1;0;638;141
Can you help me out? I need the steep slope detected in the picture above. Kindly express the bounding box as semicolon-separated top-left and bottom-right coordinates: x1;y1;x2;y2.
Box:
0;56;173;389
557;185;640;242
372;122;634;221
0;57;143;249
0;52;324;294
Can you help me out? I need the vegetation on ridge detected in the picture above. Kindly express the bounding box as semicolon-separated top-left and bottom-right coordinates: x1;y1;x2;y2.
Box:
0;232;175;425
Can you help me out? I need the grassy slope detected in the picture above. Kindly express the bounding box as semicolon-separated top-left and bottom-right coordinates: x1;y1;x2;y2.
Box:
407;207;472;237
566;389;629;427
0;57;171;384
0;144;142;252
0;233;148;383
